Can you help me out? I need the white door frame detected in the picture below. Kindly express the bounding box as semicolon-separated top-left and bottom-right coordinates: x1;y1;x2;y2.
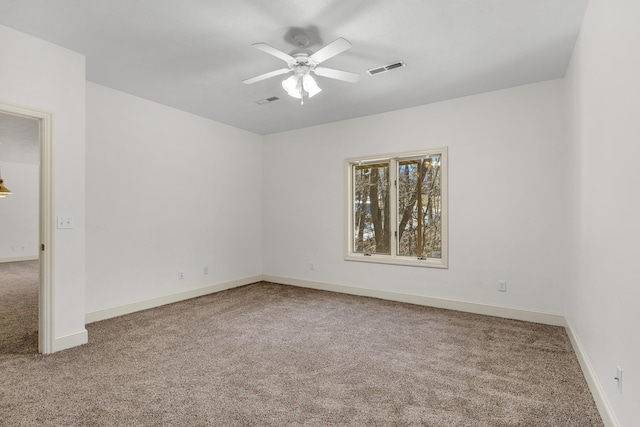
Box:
0;101;55;354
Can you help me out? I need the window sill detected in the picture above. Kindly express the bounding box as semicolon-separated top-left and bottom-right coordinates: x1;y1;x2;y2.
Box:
345;254;448;269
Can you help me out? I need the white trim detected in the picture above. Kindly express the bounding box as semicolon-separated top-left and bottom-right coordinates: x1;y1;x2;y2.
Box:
262;275;566;326
85;275;263;324
53;329;88;353
39;109;55;354
0;101;55;355
565;320;619;427
0;256;39;263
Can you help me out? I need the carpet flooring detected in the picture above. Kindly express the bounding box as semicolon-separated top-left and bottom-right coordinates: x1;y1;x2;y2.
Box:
1;277;603;426
0;260;39;355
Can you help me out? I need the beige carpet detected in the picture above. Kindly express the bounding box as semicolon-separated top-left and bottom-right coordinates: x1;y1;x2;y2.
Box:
1;280;602;426
0;260;39;355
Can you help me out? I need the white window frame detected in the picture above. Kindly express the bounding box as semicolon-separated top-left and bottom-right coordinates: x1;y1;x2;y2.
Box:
344;148;448;268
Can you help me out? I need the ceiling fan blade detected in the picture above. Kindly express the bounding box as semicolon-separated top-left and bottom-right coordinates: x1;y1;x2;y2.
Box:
252;43;295;62
314;67;360;83
243;68;290;85
309;37;352;64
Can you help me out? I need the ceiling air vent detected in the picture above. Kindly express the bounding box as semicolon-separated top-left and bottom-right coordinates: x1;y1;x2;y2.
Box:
255;96;280;105
367;60;406;76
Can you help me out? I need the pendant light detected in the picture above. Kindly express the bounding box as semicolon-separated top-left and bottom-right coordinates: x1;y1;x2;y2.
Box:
0;165;12;197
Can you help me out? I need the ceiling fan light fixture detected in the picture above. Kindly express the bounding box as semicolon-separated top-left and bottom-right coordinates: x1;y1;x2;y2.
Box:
303;75;322;98
282;75;302;98
282;73;322;100
245;35;358;105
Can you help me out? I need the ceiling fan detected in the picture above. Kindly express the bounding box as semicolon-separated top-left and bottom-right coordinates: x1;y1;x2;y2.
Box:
243;32;360;104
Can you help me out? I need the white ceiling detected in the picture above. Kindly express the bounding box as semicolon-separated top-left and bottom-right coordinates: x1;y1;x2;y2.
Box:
0;0;589;135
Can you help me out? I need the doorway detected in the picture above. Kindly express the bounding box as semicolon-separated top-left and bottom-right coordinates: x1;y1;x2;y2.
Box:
0;103;54;354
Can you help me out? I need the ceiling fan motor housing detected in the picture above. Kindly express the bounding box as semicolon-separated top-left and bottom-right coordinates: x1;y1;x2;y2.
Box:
292;32;310;48
290;53;314;72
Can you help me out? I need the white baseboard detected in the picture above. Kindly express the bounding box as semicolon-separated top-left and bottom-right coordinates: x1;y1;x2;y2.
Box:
53;329;88;353
0;255;39;263
263;275;566;326
85;275;263;324
565;320;619;427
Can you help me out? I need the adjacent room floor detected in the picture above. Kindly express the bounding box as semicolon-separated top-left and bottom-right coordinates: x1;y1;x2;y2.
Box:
0;260;38;355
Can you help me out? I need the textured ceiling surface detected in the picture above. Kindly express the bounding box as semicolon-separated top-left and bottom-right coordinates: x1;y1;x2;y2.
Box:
0;0;588;135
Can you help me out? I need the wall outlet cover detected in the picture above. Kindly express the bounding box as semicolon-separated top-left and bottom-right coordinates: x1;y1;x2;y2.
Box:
497;280;507;292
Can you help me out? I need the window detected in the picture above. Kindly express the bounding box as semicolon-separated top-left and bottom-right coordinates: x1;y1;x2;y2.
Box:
345;148;448;268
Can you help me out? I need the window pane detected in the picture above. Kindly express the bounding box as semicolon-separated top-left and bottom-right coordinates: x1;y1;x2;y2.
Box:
397;155;442;258
353;162;390;254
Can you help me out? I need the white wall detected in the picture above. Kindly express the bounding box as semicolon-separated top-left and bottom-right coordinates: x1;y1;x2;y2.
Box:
0;161;39;260
85;83;263;313
564;0;640;424
263;79;567;315
0;24;86;345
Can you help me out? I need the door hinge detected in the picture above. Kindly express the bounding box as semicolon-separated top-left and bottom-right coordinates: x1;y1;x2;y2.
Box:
41;243;45;251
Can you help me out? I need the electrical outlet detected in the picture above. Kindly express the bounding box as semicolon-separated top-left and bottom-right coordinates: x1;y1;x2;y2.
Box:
497;280;507;292
309;263;315;271
178;271;184;280
203;266;208;275
615;366;623;393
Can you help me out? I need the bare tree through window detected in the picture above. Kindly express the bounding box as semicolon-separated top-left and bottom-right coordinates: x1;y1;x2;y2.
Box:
353;162;390;254
397;156;442;258
346;149;447;268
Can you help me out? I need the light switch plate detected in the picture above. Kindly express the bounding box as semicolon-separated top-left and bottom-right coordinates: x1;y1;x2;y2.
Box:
56;216;74;229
